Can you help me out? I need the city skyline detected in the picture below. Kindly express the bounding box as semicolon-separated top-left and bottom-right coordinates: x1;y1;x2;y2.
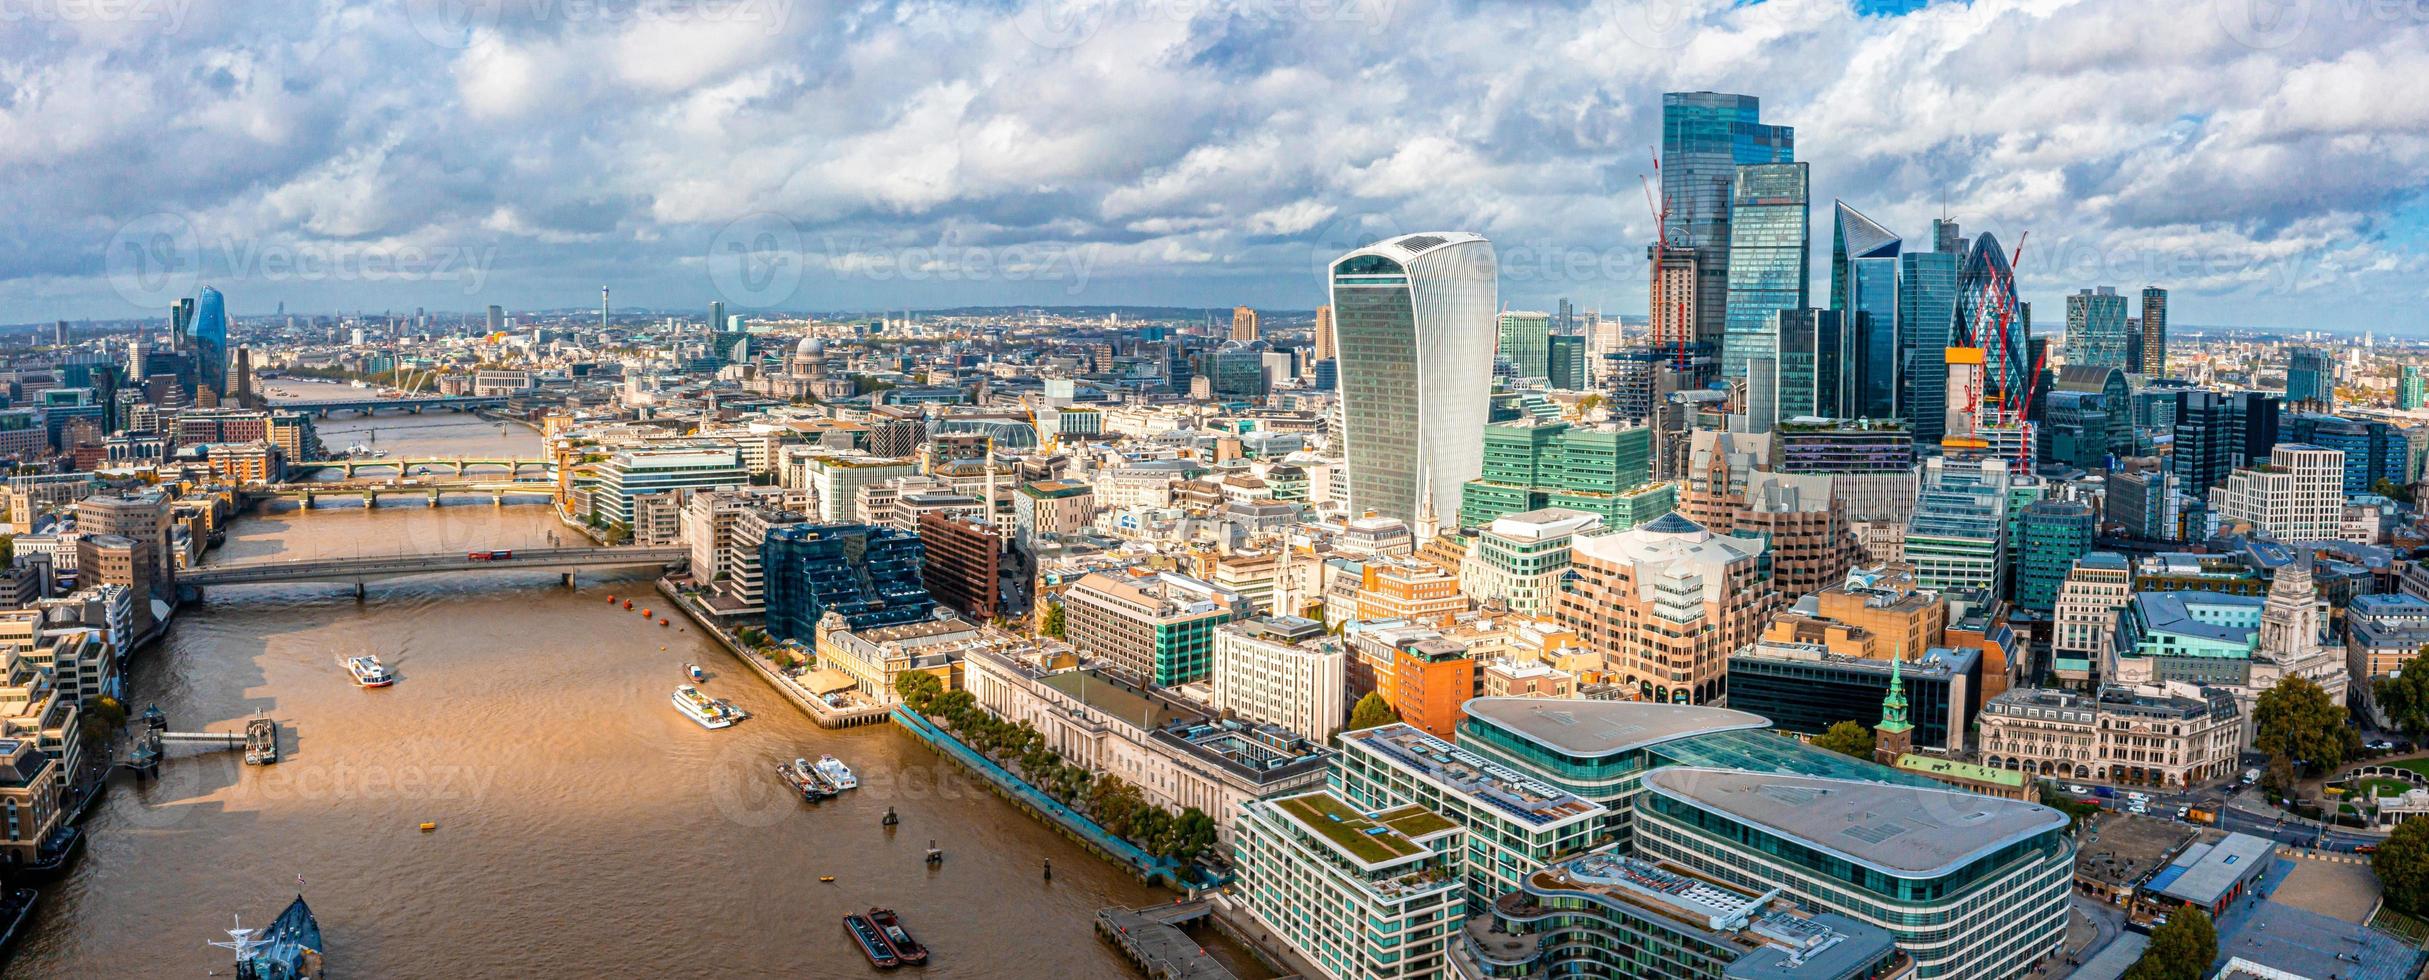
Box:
3;1;2425;330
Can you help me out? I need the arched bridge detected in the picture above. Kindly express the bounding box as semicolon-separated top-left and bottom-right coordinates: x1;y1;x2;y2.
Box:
267;395;510;418
291;457;555;480
182;546;687;588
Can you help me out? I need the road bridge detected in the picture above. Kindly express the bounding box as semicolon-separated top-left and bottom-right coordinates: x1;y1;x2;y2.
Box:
253;481;556;509
290;457;556;480
182;546;686;589
267;395;510;417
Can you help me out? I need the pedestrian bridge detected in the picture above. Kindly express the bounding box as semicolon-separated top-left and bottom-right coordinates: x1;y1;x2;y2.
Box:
182;546;687;587
268;395;510;417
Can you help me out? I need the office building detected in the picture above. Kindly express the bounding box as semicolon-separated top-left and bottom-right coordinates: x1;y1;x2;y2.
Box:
1978;685;2241;789
1212;616;1347;743
917;512;1005;623
592;447;749;528
1634;767;2073;979
796;451;918;523
1458;508;1599;615
1554;513;1777;704
1330;232;1497;526
2283;413;2409;494
1954;233;2028;419
760;523;934;643
2171;390;2280;503
1831;203;1904;421
1231;305;1259;342
1232;789;1462;980
1062;570;1253;686
1454;849;1915;980
1544;333;1586;391
1457;420;1656;530
188;285;229;396
2062;287;2131;371
1312;304;1334;362
1334;723;1604;909
1663;92;1794;351
1897;249;1960;446
1719;163;1811;380
2285;346;2333;411
2138;287;2168;376
1726;642;1980;750
2207;444;2344;541
1771;308;1853;422
2051;553;2133;687
1495;310;1551;380
2014;501;2096;616
1012;479;1093;542
1903;458;2011;600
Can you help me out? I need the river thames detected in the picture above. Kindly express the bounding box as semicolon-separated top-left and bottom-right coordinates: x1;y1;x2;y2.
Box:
7;402;1267;978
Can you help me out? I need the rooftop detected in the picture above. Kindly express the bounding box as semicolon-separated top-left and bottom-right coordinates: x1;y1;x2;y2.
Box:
1271;791;1455;868
1642;767;2067;879
1343;724;1603;829
1515;851;1905;979
1893;753;2026;788
1462;697;1770;759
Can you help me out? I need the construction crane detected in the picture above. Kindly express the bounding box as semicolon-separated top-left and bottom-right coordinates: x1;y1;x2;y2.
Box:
1639;151;1690;372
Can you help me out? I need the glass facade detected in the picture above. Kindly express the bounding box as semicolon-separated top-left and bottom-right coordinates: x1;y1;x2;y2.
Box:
1773;308;1851;421
761;523;935;643
1496;311;1551;380
1849;258;1900;420
2061;287;2131;372
1720;163;1810;380
1954;233;2026;415
1662;92;1794;348
1897;251;1958;448
1331;235;1498;526
189;285;229;396
2286;346;2333;410
2015;501;2095;615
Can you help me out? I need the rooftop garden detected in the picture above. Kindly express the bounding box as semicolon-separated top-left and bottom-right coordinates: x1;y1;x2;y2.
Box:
1278;793;1425;864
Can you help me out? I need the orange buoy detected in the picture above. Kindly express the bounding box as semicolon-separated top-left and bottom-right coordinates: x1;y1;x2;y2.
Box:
623;600;633;610
659;619;670;627
642;609;652;618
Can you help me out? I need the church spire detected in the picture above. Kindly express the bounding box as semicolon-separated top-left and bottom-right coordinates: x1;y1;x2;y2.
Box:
1879;652;1912;734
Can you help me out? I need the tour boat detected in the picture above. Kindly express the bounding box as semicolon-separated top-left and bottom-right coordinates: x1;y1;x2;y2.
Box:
868;907;929;966
777;758;836;802
815;755;859;792
844;913;901;969
672;685;740;730
345;654;396;688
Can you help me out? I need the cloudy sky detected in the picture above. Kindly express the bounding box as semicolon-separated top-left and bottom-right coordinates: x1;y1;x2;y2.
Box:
3;0;2425;330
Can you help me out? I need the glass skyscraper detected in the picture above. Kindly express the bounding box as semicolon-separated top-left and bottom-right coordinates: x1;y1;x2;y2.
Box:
2061;286;2131;372
189;284;229;396
1774;308;1852;422
1330;232;1498;527
1833;202;1903;420
1719;162;1810;380
1898;250;1960;448
1496;310;1552;380
1660;92;1793;348
2138;286;2168;377
2286;346;2334;411
1955;233;2026;414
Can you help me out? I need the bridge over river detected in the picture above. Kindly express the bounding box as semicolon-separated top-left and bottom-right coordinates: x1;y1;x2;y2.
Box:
182;546;687;592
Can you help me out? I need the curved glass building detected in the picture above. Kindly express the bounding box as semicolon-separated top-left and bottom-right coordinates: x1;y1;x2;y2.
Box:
1954;234;2025;413
189;285;229;396
1329;233;1497;527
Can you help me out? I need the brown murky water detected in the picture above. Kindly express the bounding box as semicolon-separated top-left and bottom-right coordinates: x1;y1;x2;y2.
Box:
8;406;1263;978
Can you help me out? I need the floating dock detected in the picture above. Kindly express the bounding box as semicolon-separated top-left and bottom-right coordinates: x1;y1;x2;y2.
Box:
1095;903;1235;980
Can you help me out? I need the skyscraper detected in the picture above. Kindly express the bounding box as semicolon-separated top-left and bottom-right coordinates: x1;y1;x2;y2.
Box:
1647;246;1698;355
1833;203;1902;420
1773;308;1852;422
1898;249;1960;446
188;285;228;397
2062;287;2131;371
2401;366;2424;410
1312;304;1335;362
1495;310;1552;380
709;300;725;338
2139;287;2168;377
1330;233;1498;527
486;304;504;334
2171;391;2280;503
1660;92;1793;348
1231;306;1260;342
1954;233;2026;417
2286;346;2333;412
1719;162;1810;380
1546;334;1587;391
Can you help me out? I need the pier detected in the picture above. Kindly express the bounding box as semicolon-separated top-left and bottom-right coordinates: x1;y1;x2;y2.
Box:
655;579;893;729
1096;903;1237;980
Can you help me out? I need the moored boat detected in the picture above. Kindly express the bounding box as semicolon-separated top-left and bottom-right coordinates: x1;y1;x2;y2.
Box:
845;913;900;969
345;654;396;688
686;663;706;681
815;755;858;792
672;685;740;730
868;907;928;965
776;758;835;801
210;894;325;979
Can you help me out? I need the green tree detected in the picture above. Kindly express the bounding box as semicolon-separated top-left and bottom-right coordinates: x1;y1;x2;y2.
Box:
1347;692;1400;732
2260;754;2299;802
2378;814;2429;916
1811;720;1875;760
2374;478;2416;504
1039;602;1065;639
894;672;944;714
2046;796;2102;835
2253;674;2358;773
2377;653;2429;741
2123;907;2216;980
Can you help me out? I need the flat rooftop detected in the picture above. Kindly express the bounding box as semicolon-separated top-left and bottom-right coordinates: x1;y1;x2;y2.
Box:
1522;852;1903;980
1462;697;1771;759
1271;791;1456;868
1642;767;2067;879
1344;724;1603;829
